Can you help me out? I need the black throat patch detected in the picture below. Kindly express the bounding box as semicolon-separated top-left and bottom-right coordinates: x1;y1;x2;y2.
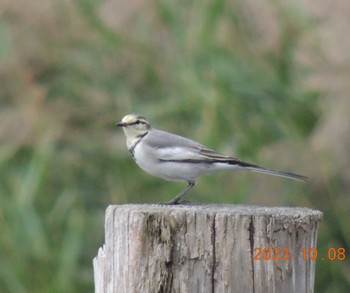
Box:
128;131;148;159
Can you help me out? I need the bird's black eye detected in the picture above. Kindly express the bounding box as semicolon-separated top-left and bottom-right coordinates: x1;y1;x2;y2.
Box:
131;119;144;126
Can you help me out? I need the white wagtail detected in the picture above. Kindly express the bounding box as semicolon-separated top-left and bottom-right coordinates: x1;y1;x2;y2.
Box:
116;114;307;204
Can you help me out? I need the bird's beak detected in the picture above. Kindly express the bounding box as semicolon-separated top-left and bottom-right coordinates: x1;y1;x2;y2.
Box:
115;121;126;127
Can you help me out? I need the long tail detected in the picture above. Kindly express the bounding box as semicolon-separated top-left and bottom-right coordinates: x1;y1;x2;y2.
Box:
246;165;308;181
229;160;308;181
198;148;307;181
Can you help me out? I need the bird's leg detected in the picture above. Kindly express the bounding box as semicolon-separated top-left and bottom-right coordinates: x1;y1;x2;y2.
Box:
166;181;195;205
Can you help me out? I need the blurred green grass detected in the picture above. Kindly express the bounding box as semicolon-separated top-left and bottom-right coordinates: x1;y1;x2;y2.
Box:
0;0;349;292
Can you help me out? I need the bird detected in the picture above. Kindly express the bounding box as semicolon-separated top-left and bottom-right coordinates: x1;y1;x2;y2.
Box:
116;114;308;204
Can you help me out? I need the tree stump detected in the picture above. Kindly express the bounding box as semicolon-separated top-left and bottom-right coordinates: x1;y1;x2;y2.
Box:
93;204;322;293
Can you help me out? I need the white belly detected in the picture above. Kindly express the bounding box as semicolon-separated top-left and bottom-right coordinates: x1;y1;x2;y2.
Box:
133;142;235;182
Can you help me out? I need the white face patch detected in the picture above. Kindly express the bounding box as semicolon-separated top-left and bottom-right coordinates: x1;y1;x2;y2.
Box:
119;115;150;150
122;114;138;124
121;114;147;125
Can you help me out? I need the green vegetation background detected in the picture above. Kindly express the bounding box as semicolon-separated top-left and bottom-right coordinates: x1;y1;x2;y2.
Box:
0;0;349;292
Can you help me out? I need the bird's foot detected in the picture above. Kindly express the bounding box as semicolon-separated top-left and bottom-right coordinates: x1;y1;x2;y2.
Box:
158;199;191;205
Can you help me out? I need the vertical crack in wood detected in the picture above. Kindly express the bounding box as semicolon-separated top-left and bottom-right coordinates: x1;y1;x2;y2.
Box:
211;214;216;293
249;216;255;293
164;216;173;293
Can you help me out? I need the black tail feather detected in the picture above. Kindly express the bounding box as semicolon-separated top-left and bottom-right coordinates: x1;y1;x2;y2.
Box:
227;159;308;181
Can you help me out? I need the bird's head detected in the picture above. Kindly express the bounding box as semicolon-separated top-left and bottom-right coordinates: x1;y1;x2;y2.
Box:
116;114;151;146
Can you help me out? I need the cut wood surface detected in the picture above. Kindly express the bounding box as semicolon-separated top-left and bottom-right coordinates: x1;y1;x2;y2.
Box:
93;204;322;293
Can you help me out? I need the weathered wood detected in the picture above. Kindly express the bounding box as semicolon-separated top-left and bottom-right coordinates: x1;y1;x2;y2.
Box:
93;204;322;293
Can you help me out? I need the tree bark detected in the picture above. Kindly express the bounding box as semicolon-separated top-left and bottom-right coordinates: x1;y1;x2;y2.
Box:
93;204;322;293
